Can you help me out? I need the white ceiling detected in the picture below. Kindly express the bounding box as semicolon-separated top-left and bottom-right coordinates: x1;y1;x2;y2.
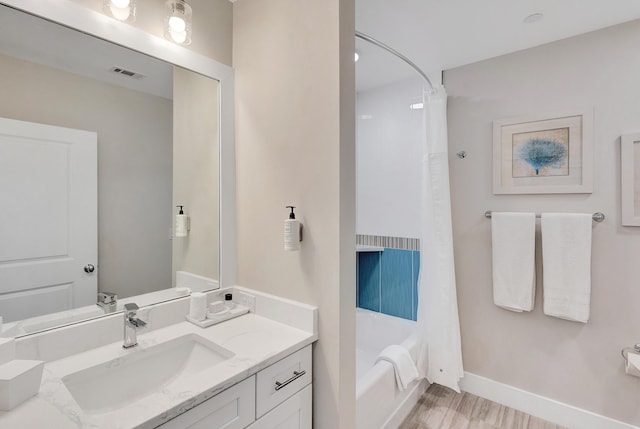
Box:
0;5;173;99
356;0;640;91
5;2;640;97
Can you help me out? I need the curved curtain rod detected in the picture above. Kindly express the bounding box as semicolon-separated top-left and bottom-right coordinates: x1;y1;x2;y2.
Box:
355;31;434;90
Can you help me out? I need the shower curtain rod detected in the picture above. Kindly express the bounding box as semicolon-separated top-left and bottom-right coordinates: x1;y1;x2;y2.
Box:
355;31;434;90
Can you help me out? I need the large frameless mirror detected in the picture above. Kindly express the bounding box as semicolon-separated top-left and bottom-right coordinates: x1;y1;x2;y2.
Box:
0;2;226;337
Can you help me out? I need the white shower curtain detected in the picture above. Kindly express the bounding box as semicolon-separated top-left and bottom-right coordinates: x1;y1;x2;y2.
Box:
415;85;464;392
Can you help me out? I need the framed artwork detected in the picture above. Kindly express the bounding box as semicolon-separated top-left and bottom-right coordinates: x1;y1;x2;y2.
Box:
493;109;593;194
621;133;640;226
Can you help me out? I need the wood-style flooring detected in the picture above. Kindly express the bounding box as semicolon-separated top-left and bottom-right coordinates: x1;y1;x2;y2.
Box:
398;384;567;429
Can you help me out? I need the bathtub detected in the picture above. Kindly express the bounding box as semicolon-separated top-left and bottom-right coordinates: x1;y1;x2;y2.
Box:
356;308;429;429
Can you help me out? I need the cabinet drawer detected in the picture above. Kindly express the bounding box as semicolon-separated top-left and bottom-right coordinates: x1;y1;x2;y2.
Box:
247;384;312;429
157;376;256;429
256;345;312;418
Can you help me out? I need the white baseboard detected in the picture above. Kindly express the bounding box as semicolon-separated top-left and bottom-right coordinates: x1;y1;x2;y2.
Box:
460;372;639;429
383;379;429;429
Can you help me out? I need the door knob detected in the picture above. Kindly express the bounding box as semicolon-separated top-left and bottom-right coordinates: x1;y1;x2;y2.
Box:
84;264;95;274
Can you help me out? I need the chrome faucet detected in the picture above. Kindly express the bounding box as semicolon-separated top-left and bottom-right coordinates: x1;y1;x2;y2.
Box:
123;303;146;349
97;292;117;314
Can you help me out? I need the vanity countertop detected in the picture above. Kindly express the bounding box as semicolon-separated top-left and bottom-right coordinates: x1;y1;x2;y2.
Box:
0;313;315;429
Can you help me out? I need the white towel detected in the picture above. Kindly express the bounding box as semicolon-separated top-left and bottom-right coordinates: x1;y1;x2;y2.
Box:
491;212;536;312
541;213;592;323
375;345;419;391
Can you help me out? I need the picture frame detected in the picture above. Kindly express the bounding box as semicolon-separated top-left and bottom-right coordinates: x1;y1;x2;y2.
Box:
621;133;640;226
493;109;593;194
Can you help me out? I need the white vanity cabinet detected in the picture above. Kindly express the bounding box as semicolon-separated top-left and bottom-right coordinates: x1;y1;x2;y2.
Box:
157;345;312;429
251;346;312;429
157;377;256;429
246;385;312;429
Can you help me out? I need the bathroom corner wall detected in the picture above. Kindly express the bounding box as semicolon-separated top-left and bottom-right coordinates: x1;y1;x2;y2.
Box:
172;67;220;284
67;0;233;65
354;78;426;322
446;19;640;425
233;0;356;428
356;78;423;238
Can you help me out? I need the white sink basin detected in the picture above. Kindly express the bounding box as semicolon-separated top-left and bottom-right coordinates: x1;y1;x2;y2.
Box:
62;334;234;414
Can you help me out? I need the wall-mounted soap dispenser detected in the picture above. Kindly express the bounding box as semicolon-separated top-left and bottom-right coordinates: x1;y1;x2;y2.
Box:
284;206;302;251
175;205;189;238
622;344;640;377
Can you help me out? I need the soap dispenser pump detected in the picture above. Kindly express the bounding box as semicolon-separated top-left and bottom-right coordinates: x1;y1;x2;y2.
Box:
284;205;301;251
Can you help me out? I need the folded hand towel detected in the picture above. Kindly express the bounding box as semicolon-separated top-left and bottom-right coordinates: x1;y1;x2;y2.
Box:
541;213;592;323
491;212;536;312
375;345;419;391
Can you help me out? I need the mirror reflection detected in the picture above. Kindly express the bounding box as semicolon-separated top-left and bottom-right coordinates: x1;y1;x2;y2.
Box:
0;5;220;336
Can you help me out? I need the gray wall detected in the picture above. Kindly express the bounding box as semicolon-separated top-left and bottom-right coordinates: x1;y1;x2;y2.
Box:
446;20;640;425
0;53;173;300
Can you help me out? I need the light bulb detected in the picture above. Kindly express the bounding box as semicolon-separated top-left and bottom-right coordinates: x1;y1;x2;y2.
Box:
354;52;359;62
169;29;187;44
164;0;191;45
103;0;135;22
169;15;186;32
109;4;131;21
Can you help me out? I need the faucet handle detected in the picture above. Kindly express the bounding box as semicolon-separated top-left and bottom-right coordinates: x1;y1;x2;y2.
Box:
98;292;117;304
124;303;139;312
129;318;147;328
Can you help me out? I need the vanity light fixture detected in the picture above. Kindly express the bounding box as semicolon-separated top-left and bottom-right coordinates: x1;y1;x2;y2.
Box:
165;0;192;45
102;0;136;23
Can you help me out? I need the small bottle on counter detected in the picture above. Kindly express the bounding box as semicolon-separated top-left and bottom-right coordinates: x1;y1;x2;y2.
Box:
225;293;235;310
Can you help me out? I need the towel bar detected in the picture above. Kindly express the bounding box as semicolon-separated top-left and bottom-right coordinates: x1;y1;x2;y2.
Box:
484;211;605;223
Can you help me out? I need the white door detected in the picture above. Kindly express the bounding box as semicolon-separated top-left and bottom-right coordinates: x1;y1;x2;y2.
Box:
0;117;97;322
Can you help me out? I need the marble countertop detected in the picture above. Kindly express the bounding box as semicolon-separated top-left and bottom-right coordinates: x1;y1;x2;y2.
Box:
0;314;315;429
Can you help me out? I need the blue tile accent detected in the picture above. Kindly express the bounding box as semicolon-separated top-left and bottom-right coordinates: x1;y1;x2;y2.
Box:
380;249;413;320
357;251;381;312
412;251;420;321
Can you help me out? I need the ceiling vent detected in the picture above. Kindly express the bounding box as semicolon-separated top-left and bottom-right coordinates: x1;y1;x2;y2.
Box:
110;67;146;79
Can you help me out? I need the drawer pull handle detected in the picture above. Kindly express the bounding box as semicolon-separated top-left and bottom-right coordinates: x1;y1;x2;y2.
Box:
274;370;306;391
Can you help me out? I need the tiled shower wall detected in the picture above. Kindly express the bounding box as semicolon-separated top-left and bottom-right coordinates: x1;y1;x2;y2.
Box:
356;235;420;321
